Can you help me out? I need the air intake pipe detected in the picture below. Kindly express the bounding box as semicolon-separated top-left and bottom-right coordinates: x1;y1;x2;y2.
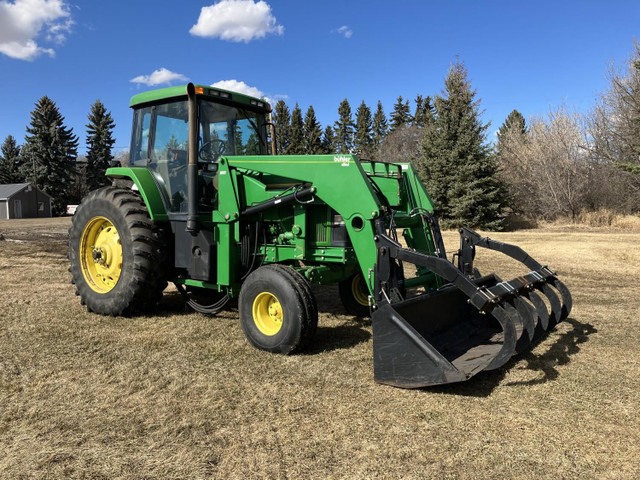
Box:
186;83;199;234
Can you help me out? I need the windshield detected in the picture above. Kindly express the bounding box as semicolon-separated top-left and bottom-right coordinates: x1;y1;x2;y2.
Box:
198;99;267;156
129;97;268;213
130;98;268;167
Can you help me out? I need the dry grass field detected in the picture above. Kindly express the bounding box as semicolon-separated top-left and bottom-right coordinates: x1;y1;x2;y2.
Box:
1;217;639;479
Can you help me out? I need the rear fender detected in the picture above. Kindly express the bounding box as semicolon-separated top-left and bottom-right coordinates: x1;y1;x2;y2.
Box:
106;167;168;221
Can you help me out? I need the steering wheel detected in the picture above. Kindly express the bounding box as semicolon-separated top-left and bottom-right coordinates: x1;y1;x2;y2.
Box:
199;139;226;163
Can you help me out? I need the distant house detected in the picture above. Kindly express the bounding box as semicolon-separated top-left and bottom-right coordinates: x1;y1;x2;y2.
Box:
0;183;53;219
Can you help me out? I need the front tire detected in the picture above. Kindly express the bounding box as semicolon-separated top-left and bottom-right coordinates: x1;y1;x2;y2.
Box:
239;265;317;354
68;186;167;316
339;272;370;318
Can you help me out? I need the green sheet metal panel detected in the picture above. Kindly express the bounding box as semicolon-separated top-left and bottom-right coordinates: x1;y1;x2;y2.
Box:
106;167;168;221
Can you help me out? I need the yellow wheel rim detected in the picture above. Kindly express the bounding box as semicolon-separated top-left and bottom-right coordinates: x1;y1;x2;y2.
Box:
80;216;123;293
252;292;283;336
351;274;369;306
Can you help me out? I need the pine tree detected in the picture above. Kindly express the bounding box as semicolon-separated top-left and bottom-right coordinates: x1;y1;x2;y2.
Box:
417;61;504;229
372;101;388;153
85;99;116;192
321;125;335;154
273;100;290;155
245;132;261;155
303;105;323;154
287;103;305;155
354;101;374;159
413;95;436;128
497;110;526;140
413;95;425;127
233;124;244;155
389;96;413;133
20;96;78;215
333;99;354;154
496;110;527;156
0;135;23;184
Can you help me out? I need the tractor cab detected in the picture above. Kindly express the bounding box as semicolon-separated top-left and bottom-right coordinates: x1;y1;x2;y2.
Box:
128;85;271;213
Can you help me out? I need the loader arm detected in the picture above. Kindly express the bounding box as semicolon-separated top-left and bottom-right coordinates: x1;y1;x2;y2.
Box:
225;154;385;289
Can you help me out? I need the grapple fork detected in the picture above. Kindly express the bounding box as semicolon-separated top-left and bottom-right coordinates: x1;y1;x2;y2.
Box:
370;224;572;388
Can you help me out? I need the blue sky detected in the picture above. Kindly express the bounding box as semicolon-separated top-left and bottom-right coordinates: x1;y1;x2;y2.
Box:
1;0;639;155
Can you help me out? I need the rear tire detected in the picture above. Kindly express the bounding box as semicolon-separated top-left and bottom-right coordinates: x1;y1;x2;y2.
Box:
68;186;167;316
339;272;370;318
239;265;317;354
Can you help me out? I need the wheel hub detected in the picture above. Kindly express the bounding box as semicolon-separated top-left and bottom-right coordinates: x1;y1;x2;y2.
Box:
80;217;123;293
252;292;283;336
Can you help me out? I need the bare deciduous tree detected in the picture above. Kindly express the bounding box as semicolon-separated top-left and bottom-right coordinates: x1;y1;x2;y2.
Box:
498;108;590;220
374;124;422;163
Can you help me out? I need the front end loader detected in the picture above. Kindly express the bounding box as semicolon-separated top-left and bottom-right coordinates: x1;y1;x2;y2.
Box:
68;83;572;388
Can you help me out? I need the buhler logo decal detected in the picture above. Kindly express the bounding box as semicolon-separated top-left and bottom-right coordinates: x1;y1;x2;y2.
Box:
334;156;350;166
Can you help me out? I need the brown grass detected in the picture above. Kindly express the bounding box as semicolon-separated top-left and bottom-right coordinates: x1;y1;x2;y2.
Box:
1;218;639;479
509;210;640;233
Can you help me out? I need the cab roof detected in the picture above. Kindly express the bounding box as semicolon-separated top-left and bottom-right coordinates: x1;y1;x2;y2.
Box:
129;84;271;112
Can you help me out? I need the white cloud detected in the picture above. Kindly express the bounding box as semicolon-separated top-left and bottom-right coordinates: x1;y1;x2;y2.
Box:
0;0;72;60
130;68;189;87
211;79;264;98
190;0;284;43
335;25;353;39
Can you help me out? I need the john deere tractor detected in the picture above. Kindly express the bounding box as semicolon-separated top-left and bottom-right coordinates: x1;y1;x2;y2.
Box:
68;83;572;388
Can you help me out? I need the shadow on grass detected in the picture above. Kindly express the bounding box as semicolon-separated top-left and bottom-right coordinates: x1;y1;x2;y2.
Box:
504;317;597;387
153;290;239;318
428;316;597;397
308;321;372;354
154;289;370;353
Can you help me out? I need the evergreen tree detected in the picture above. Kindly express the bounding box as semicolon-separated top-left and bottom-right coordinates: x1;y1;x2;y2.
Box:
417;61;505;229
273;100;290;155
321;125;335;154
245;132;261;155
85;100;116;192
287;103;305;154
413;95;436;128
496;109;527;157
413;95;425;127
497;110;526;141
20;96;78;215
354;101;374;158
0;135;23;183
303;105;323;154
389;96;413;133
372;101;388;152
333;99;354;154
233;124;244;155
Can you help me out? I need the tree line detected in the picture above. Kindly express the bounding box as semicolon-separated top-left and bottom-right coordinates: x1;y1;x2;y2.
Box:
2;41;638;226
272;61;504;229
0;98;115;215
271;41;640;228
496;42;640;222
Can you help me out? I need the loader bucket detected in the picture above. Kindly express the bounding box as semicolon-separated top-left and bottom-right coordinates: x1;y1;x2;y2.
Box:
370;224;573;388
371;274;536;388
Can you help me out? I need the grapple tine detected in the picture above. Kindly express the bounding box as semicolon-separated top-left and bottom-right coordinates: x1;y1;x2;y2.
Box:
512;297;537;353
539;283;563;330
550;278;572;321
483;304;518;371
524;290;550;342
484;275;534;353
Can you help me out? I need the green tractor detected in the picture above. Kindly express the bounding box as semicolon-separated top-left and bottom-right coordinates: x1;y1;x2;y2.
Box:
68;83;572;388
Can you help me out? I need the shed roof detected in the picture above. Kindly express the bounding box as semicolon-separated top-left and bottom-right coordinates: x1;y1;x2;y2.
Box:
0;183;52;200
